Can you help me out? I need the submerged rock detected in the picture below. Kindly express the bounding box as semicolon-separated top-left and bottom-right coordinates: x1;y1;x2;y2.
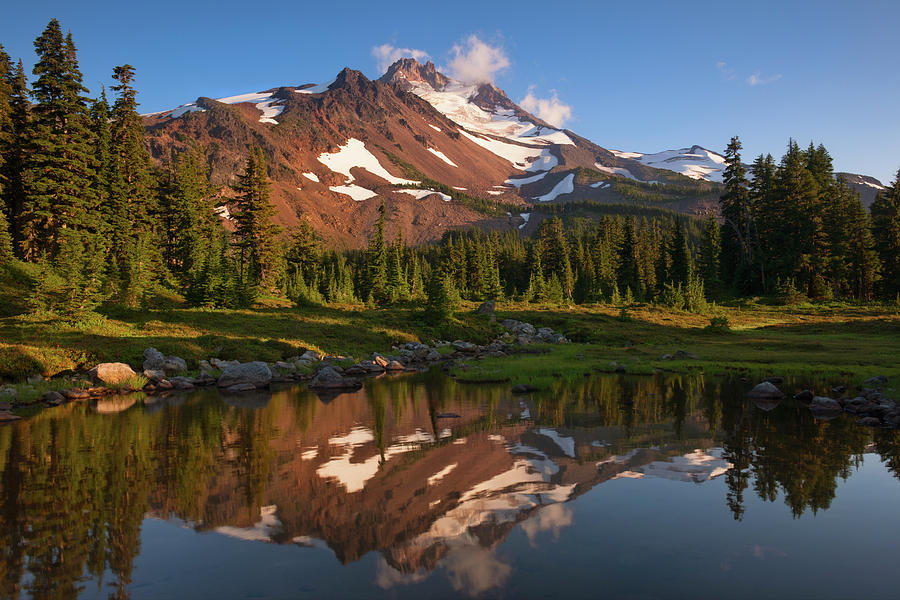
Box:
794;389;814;403
511;384;538;394
809;396;842;417
746;382;785;399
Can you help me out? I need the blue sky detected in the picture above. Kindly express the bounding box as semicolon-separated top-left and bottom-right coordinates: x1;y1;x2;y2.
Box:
2;0;899;182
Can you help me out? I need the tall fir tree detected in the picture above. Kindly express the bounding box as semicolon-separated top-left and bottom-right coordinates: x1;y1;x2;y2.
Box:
719;136;758;291
0;206;12;263
871;168;900;298
232;146;280;287
364;200;388;302
698;214;721;289
1;59;29;249
617;216;642;298
20;20;100;260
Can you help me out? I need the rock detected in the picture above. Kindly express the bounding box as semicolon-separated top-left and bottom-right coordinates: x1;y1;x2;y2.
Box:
426;349;441;362
809;396;842;416
89;363;139;386
0;412;21;423
476;300;496;315
511;384;538;394
856;417;882;427
142;347;166;371
162;356;188;374
386;360;406;371
831;385;846;395
794;389;814;403
217;362;272;389
501;319;536;337
300;350;321;362
863;375;888;388
44;392;65;406
746;381;785;399
168;376;195;390
764;376;784;385
371;353;390;368
143;369;166;382
224;383;258;393
156;380;174;391
884;410;900;427
452;340;478;352
61;388;91;400
354;361;385;374
660;354;673;361
674;350;698;360
26;374;44;384
0;388;17;399
308;366;362;390
273;361;296;372
198;359;213;372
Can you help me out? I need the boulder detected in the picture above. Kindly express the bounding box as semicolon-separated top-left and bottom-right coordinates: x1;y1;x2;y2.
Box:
476;300;496;315
809;396;842;416
273;361;296;372
217;362;273;389
168;376;195;390
863;375;888;388
371;353;390;368
452;340;479;352
61;388;91;400
143;369;166;382
43;392;65;406
300;350;321;362
857;417;882;427
89;363;139;386
501;319;536;337
674;350;698;360
386;360;406;371
142;347;166;371
746;382;785;400
308;366;362;390
162;357;188;374
0;388;17;399
764;376;784;385
794;389;814;403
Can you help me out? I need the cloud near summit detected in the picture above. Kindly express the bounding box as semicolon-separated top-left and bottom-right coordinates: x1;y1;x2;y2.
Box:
520;87;572;128
444;35;510;84
372;44;430;74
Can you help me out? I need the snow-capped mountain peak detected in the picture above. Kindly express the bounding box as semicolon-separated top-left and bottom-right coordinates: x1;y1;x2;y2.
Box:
611;145;727;182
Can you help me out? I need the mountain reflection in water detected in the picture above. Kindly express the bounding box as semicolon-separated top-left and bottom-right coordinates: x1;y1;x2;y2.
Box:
1;370;899;599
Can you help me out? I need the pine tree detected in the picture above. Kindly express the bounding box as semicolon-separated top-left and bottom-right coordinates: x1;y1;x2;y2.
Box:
719;136;757;291
698;214;721;289
364;200;388;302
0;44;11;202
618;216;642;298
232;146;280;287
1;59;29;249
425;255;457;323
21;20;100;260
667;218;692;286
871;168;900;298
0;206;12;263
843;188;879;299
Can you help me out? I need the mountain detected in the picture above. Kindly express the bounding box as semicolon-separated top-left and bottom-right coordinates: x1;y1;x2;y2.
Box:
837;172;886;208
141;59;871;246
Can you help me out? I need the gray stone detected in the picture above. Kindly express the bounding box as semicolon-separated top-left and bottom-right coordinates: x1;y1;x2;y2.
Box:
273;361;296;372
162;357;188;374
794;389;814;402
386;360;406;371
217;362;273;388
746;381;785;399
42;391;65;404
863;375;888;388
452;340;478;352
168;376;195;390
308;366;362;390
476;300;496;315
856;417;882;427
142;348;166;371
809;396;842;416
0;388;17;399
300;350;321;362
143;369;166;382
89;363;139;386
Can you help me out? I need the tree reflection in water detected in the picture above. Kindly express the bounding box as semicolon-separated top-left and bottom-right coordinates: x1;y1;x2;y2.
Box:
0;370;894;598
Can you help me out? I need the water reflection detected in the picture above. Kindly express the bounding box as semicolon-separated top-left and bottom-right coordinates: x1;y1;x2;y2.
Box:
0;371;897;598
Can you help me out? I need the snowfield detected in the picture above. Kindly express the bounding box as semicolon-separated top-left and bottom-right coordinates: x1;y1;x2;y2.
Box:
318;138;418;186
459;130;557;172
396;189;452;201
329;184;377;201
594;163;638;181
505;172;548;187
534;173;574;202
611;146;726;182
427;147;458;167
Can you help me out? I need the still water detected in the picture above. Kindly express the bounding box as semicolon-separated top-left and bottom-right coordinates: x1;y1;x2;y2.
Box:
1;370;899;599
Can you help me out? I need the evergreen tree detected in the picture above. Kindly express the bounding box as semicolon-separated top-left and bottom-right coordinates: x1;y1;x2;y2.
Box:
698;214;721;288
424;255;457;323
0;206;12;263
1;59;28;249
232;146;280;287
871;168;900;298
667;218;692;286
364;200;388;302
719;136;757;291
617;216;642;298
20;20;99;260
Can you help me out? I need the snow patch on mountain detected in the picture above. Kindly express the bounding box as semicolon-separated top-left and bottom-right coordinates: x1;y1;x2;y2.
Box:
505;172;548;187
594;163;638;181
427;147;457;167
534;173;574;202
318;138;418;186
459;130;556;172
611;146;726;182
154;90;288;124
302;172;320;183
397;189;452;201
329;184;378;201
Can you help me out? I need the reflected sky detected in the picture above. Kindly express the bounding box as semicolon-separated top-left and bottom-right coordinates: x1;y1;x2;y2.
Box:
1;370;899;599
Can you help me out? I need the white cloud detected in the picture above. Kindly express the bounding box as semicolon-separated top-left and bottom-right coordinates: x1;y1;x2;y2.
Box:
717;61;782;87
372;44;430;74
746;71;782;86
519;87;572;128
444;35;510;84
